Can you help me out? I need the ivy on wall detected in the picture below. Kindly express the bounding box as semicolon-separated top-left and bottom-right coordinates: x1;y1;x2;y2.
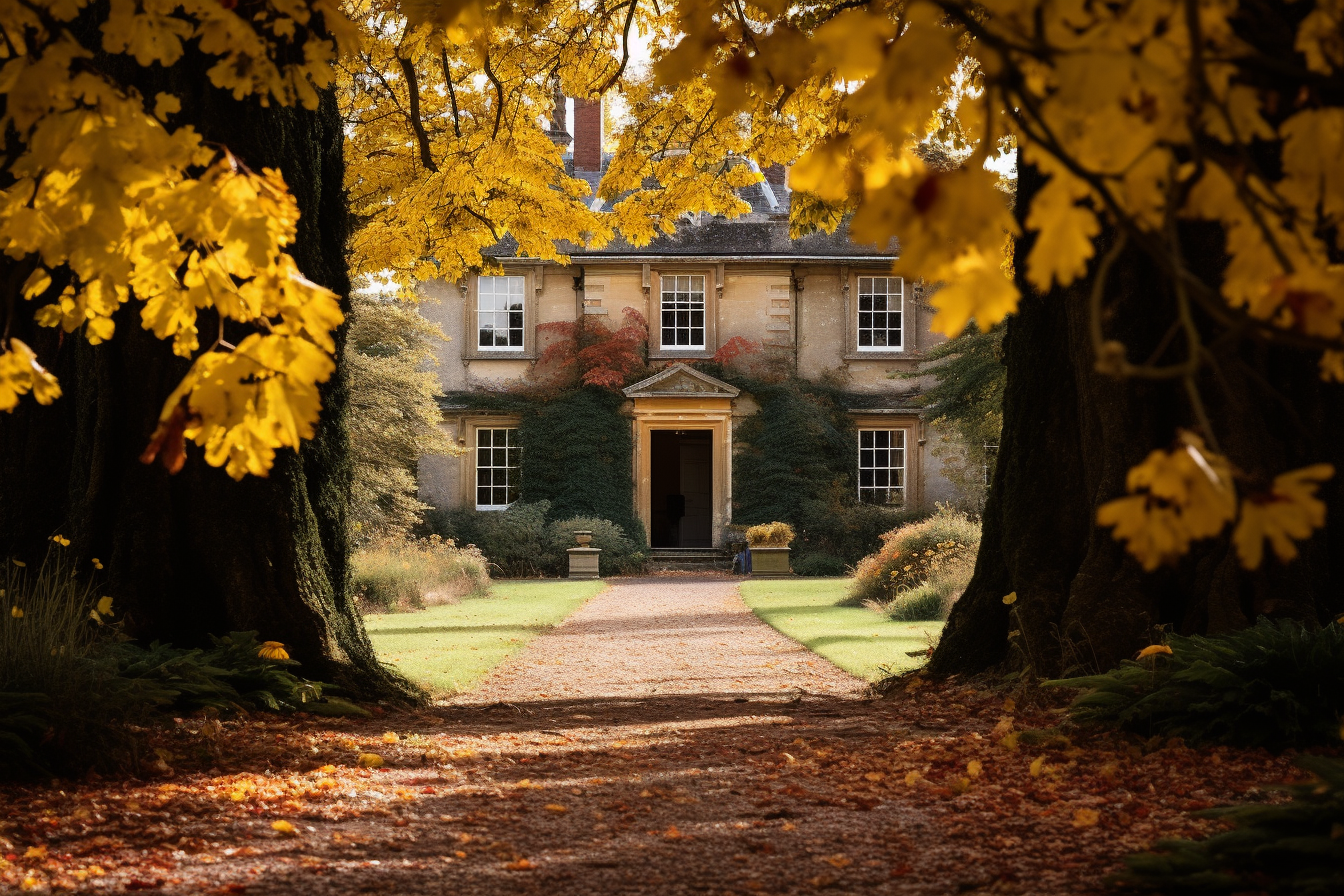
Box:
517;388;644;543
707;367;922;566
440;367;916;565
439;387;645;544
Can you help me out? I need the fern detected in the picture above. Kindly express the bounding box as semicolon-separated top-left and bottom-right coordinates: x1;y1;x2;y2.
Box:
1117;756;1344;895
1048;618;1344;749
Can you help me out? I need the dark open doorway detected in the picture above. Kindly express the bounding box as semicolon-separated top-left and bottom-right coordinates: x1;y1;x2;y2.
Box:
650;430;713;548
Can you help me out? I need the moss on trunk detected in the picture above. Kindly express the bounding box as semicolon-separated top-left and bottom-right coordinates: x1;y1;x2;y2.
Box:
0;53;417;702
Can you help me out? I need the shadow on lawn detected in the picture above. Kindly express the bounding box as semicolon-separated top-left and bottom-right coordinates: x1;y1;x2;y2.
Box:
369;623;554;636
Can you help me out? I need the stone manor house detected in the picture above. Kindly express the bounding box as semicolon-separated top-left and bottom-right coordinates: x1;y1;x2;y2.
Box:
416;99;958;554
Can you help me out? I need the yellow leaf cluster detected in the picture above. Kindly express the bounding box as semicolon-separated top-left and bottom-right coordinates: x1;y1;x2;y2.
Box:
1097;433;1237;571
1100;432;1334;571
0;0;357;479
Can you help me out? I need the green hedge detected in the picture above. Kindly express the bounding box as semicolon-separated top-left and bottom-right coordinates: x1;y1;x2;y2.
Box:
719;373;917;565
424;501;645;577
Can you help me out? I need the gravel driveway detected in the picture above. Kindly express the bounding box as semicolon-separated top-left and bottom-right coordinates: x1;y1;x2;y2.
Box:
459;577;864;705
2;578;1283;896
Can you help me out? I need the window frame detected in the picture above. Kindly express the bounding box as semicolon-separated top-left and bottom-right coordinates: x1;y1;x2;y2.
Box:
855;275;904;353
475;274;527;353
474;426;521;511
658;272;708;352
856;427;908;506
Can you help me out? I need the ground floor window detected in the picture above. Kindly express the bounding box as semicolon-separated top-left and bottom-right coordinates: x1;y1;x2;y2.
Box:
858;429;905;505
476;427;520;509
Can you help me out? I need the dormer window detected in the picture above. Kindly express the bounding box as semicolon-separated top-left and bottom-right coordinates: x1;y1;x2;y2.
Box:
477;275;525;351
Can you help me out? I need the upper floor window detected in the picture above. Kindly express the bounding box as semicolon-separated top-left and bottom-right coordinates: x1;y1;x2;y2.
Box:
857;276;903;351
476;427;520;509
858;429;905;505
477;276;525;351
661;274;706;350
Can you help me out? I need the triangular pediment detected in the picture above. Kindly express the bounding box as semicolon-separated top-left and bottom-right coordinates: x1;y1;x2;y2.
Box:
623;363;740;398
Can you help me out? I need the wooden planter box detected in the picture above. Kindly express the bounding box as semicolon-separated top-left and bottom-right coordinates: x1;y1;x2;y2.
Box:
749;546;791;577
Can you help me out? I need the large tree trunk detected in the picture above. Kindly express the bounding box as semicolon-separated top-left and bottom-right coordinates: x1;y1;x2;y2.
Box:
931;164;1344;678
0;54;415;701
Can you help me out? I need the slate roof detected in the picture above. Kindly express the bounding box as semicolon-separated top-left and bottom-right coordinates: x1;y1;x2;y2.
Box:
484;156;897;261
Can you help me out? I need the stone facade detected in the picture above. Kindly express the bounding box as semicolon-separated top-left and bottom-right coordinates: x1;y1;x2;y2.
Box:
415;102;961;547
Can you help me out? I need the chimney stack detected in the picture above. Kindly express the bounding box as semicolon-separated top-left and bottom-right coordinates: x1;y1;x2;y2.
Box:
573;97;602;173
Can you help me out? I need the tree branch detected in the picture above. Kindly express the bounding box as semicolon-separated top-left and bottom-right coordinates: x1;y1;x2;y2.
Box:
396;55;438;173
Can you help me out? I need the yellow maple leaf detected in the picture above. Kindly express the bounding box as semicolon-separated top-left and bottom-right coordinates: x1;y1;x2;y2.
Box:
1233;464;1335;569
1072;808;1100;828
1098;432;1237;570
0;339;62;411
1024;172;1101;292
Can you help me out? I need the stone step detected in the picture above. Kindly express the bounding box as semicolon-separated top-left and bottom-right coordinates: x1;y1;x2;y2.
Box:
645;547;734;572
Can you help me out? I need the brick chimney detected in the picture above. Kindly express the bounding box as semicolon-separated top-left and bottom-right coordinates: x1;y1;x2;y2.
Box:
573;97;602;173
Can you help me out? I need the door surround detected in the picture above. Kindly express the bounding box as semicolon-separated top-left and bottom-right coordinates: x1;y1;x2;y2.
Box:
624;364;739;548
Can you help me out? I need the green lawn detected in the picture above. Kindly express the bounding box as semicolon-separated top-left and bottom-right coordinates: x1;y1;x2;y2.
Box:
365;580;606;696
739;578;943;680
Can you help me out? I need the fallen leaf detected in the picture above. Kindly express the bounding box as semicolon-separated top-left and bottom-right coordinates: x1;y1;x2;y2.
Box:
1072;808;1100;828
357;753;384;768
271;820;298;836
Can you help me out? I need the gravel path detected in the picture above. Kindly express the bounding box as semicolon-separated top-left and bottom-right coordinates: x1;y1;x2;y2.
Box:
2;578;1286;896
459;577;864;704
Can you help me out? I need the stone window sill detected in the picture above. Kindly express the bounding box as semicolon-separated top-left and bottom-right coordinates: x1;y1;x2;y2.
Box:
844;351;919;362
464;351;536;362
649;349;715;361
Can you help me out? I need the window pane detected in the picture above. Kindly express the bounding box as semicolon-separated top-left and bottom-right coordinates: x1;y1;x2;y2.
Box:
478;277;526;350
857;276;903;351
476;428;520;508
857;429;906;505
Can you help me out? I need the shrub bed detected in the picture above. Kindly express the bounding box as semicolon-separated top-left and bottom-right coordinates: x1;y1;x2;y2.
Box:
847;506;980;620
1050;617;1344;750
353;535;490;613
424;501;644;577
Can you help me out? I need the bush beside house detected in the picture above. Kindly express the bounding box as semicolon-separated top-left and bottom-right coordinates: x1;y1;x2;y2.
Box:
848;506;981;620
424;501;644;577
352;536;490;613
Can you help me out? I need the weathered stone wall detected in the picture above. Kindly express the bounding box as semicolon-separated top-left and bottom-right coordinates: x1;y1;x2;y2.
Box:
416;260;961;514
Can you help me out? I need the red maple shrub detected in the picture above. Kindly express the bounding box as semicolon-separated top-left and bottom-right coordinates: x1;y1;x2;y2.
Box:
712;335;761;366
535;306;649;390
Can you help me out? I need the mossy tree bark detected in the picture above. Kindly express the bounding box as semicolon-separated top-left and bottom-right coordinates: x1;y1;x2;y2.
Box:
0;53;416;701
930;164;1344;679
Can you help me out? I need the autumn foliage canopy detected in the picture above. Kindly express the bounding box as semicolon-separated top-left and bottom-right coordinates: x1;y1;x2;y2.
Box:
2;0;1343;576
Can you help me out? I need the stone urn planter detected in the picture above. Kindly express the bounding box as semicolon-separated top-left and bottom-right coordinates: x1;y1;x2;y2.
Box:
748;546;791;577
745;522;794;578
567;530;600;579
